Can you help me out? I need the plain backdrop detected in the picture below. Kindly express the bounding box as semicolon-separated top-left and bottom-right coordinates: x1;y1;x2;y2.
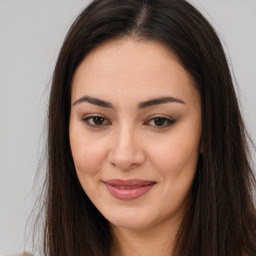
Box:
0;0;255;255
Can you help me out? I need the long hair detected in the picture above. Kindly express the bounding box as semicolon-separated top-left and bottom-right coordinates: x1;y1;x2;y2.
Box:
40;0;256;255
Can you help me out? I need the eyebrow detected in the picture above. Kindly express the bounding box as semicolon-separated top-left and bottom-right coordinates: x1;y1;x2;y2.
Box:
73;96;114;108
138;96;185;108
73;95;185;109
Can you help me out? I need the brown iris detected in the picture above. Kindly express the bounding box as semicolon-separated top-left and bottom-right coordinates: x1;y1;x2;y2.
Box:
153;117;166;126
92;116;105;125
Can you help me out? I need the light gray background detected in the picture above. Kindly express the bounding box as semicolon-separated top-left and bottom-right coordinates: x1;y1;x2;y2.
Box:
0;1;255;255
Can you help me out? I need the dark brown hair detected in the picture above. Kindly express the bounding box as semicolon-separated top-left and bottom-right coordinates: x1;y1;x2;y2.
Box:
39;0;256;255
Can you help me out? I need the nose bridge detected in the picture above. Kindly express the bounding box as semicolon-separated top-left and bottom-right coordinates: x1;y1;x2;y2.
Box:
117;122;134;150
108;122;145;169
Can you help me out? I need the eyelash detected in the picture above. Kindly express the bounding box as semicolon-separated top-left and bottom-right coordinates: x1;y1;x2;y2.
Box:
82;115;175;129
144;116;175;128
82;116;111;128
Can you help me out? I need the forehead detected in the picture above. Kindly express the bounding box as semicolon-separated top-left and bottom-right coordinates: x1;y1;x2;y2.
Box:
71;38;199;107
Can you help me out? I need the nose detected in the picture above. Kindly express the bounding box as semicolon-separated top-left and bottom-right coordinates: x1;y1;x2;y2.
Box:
108;125;145;170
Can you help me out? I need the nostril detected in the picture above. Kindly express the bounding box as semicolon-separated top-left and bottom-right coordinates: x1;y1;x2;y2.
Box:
108;157;136;170
108;150;145;170
107;133;146;170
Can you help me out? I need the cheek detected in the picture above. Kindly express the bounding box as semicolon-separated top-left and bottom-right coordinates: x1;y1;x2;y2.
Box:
148;129;200;180
69;133;108;198
149;135;199;214
69;126;108;177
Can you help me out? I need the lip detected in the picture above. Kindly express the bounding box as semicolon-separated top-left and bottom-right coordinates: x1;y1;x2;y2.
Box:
103;179;156;200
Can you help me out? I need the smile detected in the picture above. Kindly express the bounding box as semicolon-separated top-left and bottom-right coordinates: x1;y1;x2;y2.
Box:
103;179;156;200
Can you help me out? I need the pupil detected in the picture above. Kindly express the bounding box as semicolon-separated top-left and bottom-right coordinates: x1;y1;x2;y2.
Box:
154;118;165;126
93;117;104;125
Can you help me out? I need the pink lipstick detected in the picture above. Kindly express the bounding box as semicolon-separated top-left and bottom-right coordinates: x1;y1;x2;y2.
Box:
103;179;156;200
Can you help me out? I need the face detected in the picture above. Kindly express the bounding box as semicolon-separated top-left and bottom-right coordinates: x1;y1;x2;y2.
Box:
69;39;201;231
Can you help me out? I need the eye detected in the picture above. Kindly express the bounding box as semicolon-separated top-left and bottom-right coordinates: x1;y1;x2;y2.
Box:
145;116;175;128
82;116;111;128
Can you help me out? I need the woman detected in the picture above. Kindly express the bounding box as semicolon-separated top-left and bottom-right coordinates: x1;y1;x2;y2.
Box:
38;0;256;255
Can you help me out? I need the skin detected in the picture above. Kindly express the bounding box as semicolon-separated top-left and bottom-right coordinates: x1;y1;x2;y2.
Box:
69;38;202;256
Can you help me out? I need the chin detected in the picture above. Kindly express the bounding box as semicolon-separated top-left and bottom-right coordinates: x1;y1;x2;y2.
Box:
104;208;158;231
110;218;151;230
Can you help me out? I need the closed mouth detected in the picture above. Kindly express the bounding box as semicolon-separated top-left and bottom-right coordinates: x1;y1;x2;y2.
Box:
103;179;156;200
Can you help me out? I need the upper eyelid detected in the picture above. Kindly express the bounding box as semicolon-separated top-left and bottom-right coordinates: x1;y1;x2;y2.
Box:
82;113;106;118
145;117;175;123
148;116;173;121
83;115;110;122
145;114;175;121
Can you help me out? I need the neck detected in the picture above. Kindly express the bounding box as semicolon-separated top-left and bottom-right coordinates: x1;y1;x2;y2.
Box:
110;217;182;256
